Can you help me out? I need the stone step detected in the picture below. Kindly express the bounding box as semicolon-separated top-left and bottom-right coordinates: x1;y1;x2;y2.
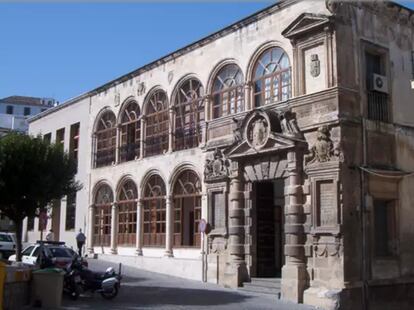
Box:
250;277;281;288
239;284;281;298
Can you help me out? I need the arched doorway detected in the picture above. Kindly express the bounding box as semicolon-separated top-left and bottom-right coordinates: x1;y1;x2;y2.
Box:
117;179;138;246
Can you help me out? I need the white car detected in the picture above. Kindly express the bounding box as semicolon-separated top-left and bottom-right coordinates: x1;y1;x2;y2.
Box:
0;232;16;259
8;242;77;267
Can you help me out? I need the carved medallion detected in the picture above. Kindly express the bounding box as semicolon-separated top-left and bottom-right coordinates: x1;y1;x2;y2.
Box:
168;71;174;84
114;92;120;107
310;54;320;78
246;115;269;149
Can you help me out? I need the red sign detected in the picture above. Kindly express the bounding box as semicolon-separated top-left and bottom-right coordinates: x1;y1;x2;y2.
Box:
39;211;48;231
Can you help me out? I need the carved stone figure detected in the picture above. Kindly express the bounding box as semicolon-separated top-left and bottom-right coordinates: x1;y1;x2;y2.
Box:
310;54;320;78
232;117;243;144
305;125;342;165
279;111;302;138
204;148;229;181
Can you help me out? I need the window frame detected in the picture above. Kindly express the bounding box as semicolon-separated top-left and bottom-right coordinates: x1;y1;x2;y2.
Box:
119;101;141;162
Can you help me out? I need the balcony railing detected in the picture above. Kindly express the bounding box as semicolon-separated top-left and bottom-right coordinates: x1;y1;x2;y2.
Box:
367;91;388;122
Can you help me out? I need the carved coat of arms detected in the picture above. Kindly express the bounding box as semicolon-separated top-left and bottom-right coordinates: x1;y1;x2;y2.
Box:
310;54;320;78
252;119;267;147
204;149;229;181
305;125;343;165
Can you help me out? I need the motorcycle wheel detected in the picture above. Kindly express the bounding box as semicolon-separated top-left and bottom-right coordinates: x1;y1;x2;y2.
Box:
100;284;118;300
69;284;80;300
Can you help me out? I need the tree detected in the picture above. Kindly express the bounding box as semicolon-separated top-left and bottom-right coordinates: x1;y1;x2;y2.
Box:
0;133;82;261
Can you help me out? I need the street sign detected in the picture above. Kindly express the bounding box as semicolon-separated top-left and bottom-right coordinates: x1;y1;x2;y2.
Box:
198;219;210;234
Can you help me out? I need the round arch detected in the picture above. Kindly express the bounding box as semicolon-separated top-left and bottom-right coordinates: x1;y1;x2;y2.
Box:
116;176;138;247
206;58;242;94
92;181;114;247
142;86;169;116
117;96;140;124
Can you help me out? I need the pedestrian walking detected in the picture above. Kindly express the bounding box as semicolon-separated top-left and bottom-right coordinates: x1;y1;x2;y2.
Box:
45;229;54;241
76;228;86;257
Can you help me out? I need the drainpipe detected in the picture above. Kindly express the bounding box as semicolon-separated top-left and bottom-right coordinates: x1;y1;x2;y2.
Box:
360;116;368;310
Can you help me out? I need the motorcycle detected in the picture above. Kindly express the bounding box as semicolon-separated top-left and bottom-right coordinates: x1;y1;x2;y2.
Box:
69;256;122;300
63;261;82;300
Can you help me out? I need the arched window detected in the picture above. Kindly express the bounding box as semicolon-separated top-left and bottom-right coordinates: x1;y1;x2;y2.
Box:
119;101;141;162
93;184;113;247
252;47;291;107
211;64;244;119
117;179;137;246
94;111;116;168
173;170;202;247
174;79;205;151
145;90;169;157
142;175;166;246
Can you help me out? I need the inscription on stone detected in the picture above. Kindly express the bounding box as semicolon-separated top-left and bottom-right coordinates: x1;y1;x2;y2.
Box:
317;180;336;227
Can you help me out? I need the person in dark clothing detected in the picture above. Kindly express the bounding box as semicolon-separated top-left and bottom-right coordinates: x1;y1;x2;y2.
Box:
75;229;86;257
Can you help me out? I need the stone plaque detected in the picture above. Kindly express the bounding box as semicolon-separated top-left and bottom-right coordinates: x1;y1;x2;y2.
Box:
212;192;226;229
316;180;337;227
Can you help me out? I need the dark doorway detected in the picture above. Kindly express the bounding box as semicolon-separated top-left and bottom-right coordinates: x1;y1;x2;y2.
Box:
255;181;283;277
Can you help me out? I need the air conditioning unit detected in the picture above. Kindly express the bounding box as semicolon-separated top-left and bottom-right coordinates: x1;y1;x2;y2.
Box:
372;73;388;94
411;79;414;89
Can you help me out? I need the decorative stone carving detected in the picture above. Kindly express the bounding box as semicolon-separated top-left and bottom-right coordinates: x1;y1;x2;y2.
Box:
279;111;302;139
137;82;146;96
168;71;174;84
314;242;341;257
204;148;229;181
232;117;243;144
114;92;120;107
310;54;320;77
305;126;343;165
250;118;268;148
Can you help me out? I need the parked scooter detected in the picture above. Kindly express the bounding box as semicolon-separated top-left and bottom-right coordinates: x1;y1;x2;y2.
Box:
63;260;82;300
68;256;122;299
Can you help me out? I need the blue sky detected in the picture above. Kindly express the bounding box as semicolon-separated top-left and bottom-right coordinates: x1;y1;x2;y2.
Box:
1;1;413;102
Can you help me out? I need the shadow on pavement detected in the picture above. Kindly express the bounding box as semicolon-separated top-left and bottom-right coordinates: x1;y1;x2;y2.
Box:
62;286;251;308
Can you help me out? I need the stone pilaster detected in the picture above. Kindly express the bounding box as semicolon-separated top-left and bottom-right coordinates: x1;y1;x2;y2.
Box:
115;125;120;164
136;199;143;255
110;203;118;254
164;195;173;257
87;204;95;254
244;81;253;111
281;150;307;303
224;165;248;287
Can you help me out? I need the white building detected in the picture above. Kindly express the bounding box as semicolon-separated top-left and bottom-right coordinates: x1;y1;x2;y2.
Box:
0;96;56;134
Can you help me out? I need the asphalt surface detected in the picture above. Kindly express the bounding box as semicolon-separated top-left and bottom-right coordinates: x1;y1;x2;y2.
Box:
56;258;316;310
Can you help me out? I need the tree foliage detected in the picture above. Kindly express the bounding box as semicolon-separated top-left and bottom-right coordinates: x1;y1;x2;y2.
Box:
0;133;82;261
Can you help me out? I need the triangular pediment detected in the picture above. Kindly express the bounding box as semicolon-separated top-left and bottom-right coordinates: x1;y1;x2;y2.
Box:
226;132;300;160
282;13;332;39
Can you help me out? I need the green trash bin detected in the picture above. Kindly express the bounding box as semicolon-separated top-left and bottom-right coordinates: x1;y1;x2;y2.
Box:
31;268;65;308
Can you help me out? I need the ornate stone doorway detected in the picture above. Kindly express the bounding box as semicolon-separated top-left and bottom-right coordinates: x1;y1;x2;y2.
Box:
254;180;284;278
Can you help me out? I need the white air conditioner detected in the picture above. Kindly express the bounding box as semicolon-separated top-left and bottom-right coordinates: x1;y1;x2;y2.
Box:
372;73;388;94
411;80;414;89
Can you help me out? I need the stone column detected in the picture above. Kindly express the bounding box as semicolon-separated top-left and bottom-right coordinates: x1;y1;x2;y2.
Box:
115;125;120;164
164;195;173;257
87;204;95;254
224;166;247;287
136;199;143;255
168;108;174;153
281;150;306;303
244;82;253;111
22;218;28;243
110;203;118;254
140;117;146;159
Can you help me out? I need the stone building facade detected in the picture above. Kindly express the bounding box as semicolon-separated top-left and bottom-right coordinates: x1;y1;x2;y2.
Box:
28;1;414;309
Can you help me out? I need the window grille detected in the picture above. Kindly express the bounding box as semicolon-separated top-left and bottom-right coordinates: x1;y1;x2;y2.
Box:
173;170;202;247
117;180;137;246
94;111;116;167
253;47;291;107
142;175;166;246
174;79;205;151
211;64;244;119
119;101;141;162
145;91;169;157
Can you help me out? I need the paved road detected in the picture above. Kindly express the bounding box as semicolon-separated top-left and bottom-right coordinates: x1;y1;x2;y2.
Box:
59;259;316;310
